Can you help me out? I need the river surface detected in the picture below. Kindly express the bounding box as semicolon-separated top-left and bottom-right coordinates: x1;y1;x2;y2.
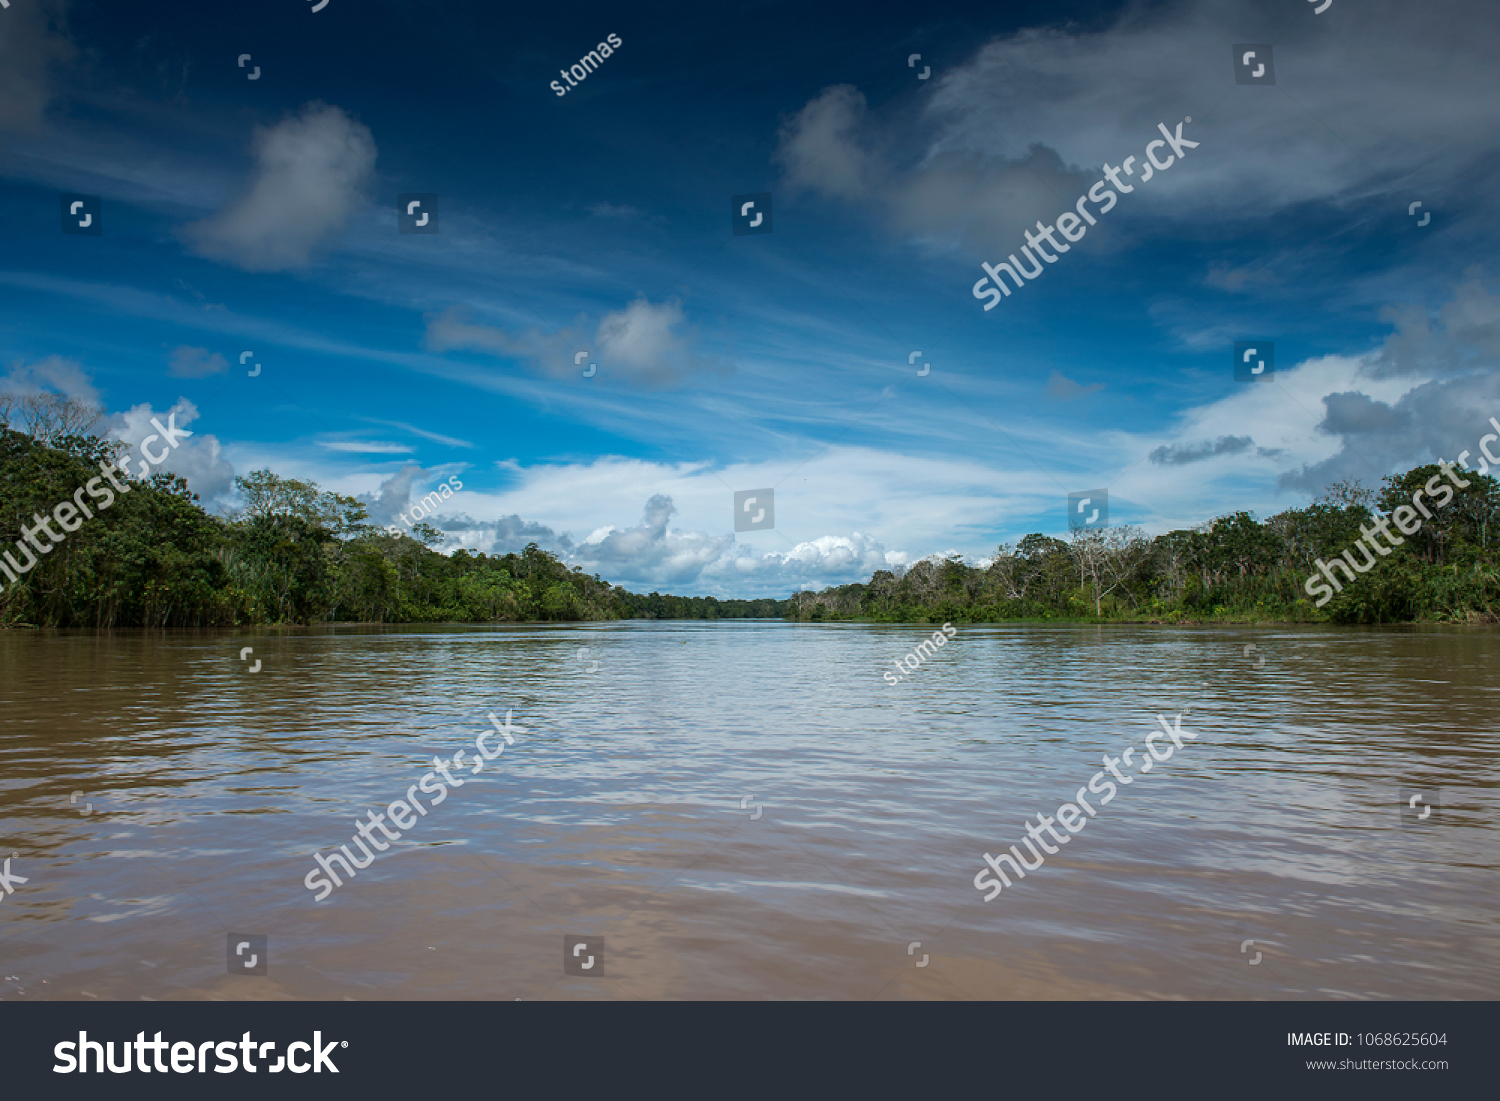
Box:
0;621;1496;1000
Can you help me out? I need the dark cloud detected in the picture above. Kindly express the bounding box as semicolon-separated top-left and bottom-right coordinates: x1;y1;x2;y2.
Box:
1150;435;1254;465
1366;272;1500;380
1318;392;1410;436
775;84;1095;260
0;0;75;133
439;513;575;556
1278;370;1500;494
776;0;1500;260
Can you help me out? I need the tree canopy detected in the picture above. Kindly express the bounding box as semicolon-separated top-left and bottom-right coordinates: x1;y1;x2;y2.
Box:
3;411;1496;627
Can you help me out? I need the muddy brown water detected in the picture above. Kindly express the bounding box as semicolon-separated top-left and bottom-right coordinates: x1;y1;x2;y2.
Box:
0;621;1495;1000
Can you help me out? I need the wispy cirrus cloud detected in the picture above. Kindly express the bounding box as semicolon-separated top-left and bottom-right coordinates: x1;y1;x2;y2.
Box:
318;439;415;454
356;418;475;449
424;296;724;387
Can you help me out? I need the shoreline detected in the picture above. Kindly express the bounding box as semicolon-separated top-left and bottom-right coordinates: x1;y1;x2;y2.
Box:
4;615;1496;633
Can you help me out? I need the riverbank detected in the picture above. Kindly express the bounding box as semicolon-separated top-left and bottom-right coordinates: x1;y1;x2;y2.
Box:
6;425;1499;628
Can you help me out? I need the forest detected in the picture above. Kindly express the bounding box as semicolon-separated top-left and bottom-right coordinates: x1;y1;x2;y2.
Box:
0;397;776;628
789;470;1500;625
3;394;1498;628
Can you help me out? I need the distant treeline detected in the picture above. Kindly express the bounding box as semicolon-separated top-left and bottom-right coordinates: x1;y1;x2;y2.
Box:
5;397;1498;628
788;466;1500;625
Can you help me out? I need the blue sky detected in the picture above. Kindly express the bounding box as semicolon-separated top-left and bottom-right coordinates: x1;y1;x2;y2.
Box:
3;0;1499;597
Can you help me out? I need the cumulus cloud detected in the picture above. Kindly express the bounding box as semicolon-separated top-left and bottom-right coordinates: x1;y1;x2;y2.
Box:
0;0;75;133
1269;273;1500;494
167;345;228;378
776;84;1093;257
1366;271;1500;380
182;102;376;271
359;464;427;528
106;398;236;506
710;531;903;592
425;296;722;386
551;496;904;595
569;494;735;585
1277;371;1500;494
1149;435;1254;466
440;513;575;557
391;485;910;596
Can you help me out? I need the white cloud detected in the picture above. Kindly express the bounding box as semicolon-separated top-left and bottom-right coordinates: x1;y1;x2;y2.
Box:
426;490;907;596
106;398;236;506
357;418;474;448
182;102;376;271
1131;273;1500;498
360;464;428;528
318;440;415;454
367;449;1033;596
568;494;736;586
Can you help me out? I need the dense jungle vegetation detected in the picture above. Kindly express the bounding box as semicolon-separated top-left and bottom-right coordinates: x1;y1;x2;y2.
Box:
0;398;777;627
788;469;1500;625
4;394;1497;627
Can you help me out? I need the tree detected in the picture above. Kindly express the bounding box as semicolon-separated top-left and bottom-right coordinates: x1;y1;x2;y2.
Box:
1069;525;1150;616
0;392;105;446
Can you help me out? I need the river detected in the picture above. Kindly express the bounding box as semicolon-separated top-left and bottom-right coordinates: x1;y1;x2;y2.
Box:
0;620;1495;1000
